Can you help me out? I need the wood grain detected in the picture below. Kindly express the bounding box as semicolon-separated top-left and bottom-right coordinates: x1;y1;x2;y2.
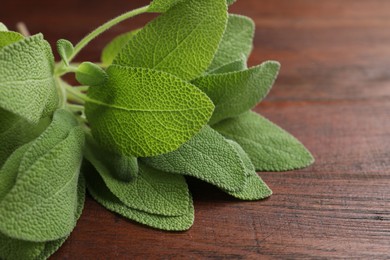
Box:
1;0;390;258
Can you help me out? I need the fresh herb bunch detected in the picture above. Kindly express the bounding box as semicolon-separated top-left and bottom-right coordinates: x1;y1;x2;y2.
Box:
0;0;314;258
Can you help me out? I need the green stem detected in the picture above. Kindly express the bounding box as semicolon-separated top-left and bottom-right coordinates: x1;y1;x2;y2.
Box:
65;85;89;103
67;103;85;112
73;85;90;92
69;5;150;62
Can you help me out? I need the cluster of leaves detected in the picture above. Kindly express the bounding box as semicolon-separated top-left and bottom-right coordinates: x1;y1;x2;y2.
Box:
0;0;313;258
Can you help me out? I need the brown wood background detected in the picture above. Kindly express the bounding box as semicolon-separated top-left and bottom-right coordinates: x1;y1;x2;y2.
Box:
1;0;390;258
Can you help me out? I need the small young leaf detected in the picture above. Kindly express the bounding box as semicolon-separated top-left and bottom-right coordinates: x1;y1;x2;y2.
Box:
56;39;74;66
85;134;138;182
0;34;58;123
0;113;84;242
213;111;315;171
192;61;280;125
0;31;24;49
0;109;50;167
84;147;190;216
86;167;194;231
208;14;254;72
0;22;8;31
85;65;214;157
75;62;108;86
101;30;139;66
208;55;247;74
114;0;228;81
142;126;247;192
223;140;272;200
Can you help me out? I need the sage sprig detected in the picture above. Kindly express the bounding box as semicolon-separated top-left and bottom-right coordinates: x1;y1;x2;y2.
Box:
0;0;313;258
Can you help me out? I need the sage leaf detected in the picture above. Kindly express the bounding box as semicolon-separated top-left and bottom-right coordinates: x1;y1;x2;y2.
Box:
0;113;85;242
84;149;190;216
56;39;74;66
0;34;58;123
86;167;194;231
0;22;8;31
209;55;247;74
147;0;184;12
114;0;228;81
0;109;50;167
213;111;315;171
0;31;24;49
85;134;138;182
75;62;107;86
142;126;247;192
85;65;214;157
101;30;139;66
224;140;272;200
0;174;86;260
192;61;280;125
208;14;255;72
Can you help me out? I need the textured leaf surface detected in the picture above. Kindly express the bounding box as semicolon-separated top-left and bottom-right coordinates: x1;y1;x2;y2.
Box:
208;14;254;71
114;0;227;81
209;55;247;74
192;61;280;125
0;110;84;242
85;134;138;182
213;111;315;171
224;140;272;200
0;34;58;123
0;31;23;49
0;109;49;167
101;30;139;66
75;62;107;86
84;147;190;216
85;65;214;157
143;126;246;192
86;167;194;231
56;39;74;66
147;0;184;12
0;175;86;260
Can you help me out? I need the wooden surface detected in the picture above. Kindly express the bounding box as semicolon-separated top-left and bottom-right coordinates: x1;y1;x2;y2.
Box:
2;0;390;258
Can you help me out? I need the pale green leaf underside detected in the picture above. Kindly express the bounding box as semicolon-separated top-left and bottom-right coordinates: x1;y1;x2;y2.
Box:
85;65;214;157
0;22;8;31
85;134;138;182
0;31;24;49
213;111;315;171
208;14;255;72
143;126;247;192
86;169;194;231
224;140;272;200
84;146;190;216
0;175;86;260
0;112;84;242
192;61;280;125
101;30;139;66
0;34;58;123
114;0;228;81
0;109;50;167
56;39;74;66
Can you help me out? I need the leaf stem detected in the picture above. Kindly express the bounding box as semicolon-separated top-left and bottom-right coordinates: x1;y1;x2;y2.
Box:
68;5;150;63
65;85;88;104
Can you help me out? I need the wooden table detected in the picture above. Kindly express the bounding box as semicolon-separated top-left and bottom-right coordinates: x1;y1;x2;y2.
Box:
2;0;390;258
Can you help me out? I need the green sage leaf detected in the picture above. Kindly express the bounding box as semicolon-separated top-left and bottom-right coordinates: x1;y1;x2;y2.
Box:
86;167;194;231
101;30;139;66
84;148;190;216
192;61;280;125
114;0;228;81
85;65;214;157
0;34;58;123
0;110;85;242
224;140;272;200
75;62;108;86
209;55;247;74
213;111;315;171
0;109;50;167
0;23;8;31
147;0;184;12
208;14;255;72
56;39;74;66
142;126;246;192
85;134;138;182
0;31;24;49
